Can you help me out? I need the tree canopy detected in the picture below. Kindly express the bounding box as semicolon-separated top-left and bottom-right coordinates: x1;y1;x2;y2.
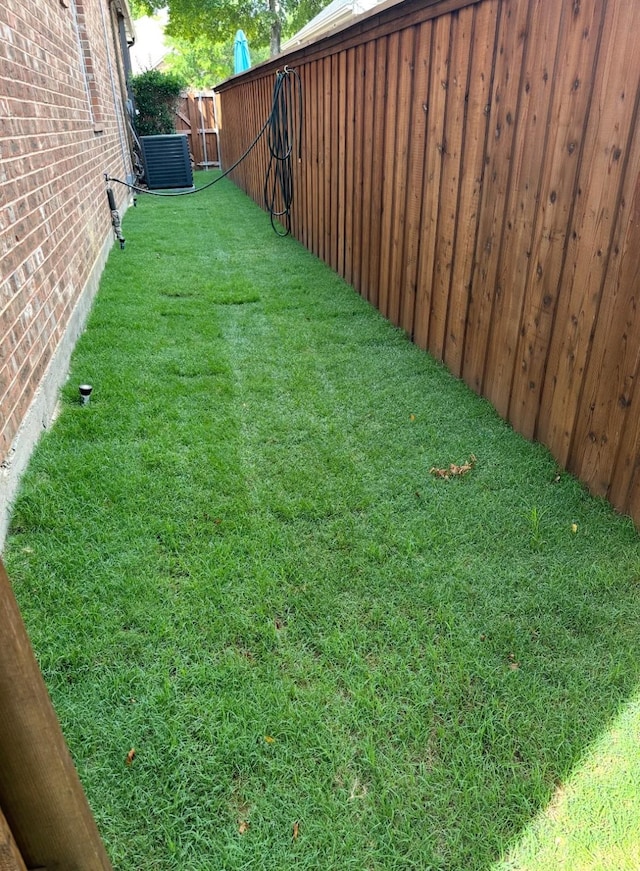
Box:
130;0;327;58
161;34;269;88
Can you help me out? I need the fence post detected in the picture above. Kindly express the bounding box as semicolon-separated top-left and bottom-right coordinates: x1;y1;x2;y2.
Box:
0;557;114;871
0;805;27;871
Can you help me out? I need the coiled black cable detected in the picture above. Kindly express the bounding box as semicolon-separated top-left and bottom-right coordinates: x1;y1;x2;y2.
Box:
264;66;302;236
105;67;302;235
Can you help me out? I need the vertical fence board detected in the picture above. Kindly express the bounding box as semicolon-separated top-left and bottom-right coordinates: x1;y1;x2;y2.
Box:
310;61;322;257
254;78;262;197
359;39;377;301
323;56;332;263
239;85;246;189
483;0;563;416
387;27;416;326
352;44;366;295
400;20;432;335
238;82;248;189
317;59;325;259
253;79;262;196
187;94;202;165
430;6;474;359
306;64;314;246
444;0;498;376
197;94;207;167
329;53;340;272
260;77;269;200
205;94;219;165
378;31;401;318
304;63;314;250
291;69;306;242
246;81;255;195
308;62;317;254
462;0;531;393
413;14;451;348
246;82;256;198
345;47;357;283
337;51;348;276
367;37;388;309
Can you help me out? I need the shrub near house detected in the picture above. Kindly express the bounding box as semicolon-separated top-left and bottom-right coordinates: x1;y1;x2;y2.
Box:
130;69;186;136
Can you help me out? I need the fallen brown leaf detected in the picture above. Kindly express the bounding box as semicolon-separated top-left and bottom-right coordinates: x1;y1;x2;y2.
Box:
125;748;136;765
430;455;476;480
238;820;250;835
292;821;300;840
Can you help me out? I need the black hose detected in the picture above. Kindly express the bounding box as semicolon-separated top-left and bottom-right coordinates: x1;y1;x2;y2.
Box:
264;67;302;236
105;67;302;235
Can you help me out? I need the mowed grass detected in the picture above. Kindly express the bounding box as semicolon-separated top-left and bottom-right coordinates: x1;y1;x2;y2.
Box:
4;171;640;870
496;692;640;870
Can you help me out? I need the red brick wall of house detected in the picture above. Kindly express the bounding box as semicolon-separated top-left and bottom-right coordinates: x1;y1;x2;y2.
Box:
0;0;133;466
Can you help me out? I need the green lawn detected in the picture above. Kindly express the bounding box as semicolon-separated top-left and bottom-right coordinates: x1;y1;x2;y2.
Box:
496;692;640;870
4;172;640;870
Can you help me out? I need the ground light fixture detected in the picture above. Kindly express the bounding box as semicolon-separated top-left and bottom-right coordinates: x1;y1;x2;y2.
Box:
79;384;93;405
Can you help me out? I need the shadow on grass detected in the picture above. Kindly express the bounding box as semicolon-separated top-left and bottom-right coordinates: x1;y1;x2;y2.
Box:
5;173;640;870
494;690;640;870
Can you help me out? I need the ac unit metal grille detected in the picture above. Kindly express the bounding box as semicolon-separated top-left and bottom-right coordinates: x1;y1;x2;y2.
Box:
140;135;194;190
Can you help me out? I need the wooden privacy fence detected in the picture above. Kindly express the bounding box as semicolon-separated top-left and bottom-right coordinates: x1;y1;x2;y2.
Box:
216;0;640;525
175;91;220;168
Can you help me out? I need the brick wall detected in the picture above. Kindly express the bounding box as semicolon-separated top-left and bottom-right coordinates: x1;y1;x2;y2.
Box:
0;0;133;533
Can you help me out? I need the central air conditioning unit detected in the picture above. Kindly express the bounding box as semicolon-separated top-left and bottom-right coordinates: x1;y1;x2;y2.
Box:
140;134;194;190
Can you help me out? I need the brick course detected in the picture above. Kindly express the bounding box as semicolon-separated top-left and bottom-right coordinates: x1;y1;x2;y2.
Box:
0;0;133;472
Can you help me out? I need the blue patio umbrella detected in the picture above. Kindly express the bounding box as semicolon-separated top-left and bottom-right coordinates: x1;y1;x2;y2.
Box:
233;30;251;74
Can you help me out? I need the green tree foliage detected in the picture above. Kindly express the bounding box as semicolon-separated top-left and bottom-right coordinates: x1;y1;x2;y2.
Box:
132;0;328;57
163;34;269;88
127;0;147;16
130;69;186;136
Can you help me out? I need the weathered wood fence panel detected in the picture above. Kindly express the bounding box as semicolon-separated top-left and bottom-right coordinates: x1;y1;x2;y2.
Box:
175;92;220;168
0;558;113;870
0;806;27;871
216;0;640;524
